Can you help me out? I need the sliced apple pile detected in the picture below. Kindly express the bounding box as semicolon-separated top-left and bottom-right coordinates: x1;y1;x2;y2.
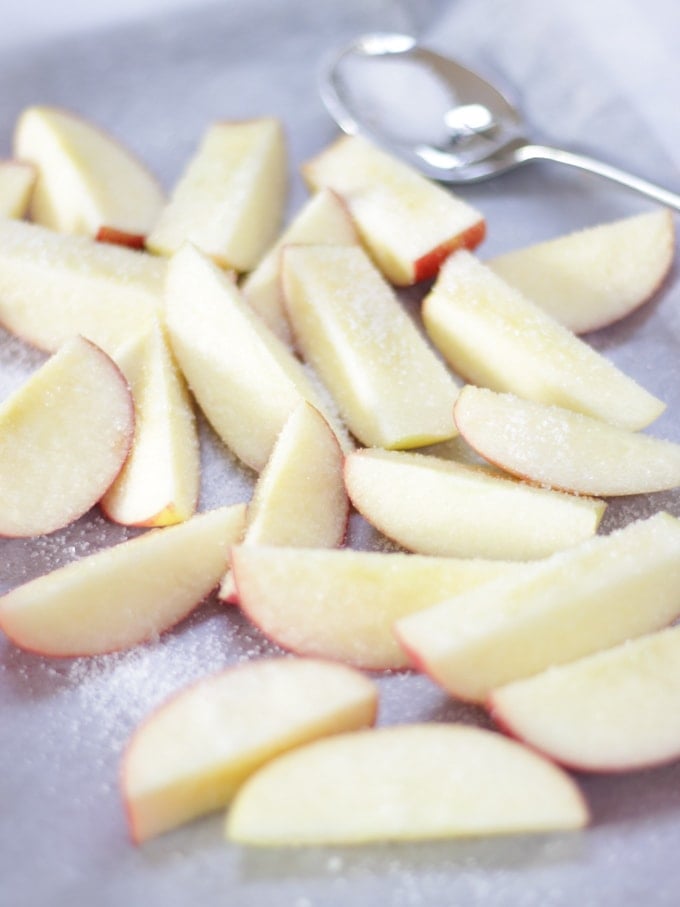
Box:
0;218;163;355
282;244;460;449
302;134;485;285
101;324;200;527
423;249;664;431
219;401;348;603
487;209;674;333
241;188;358;345
232;545;523;669
147;118;286;271
396;512;680;703
226;723;588;845
122;656;377;842
14;106;164;246
0;504;246;657
0;336;134;537
454;385;680;496
344;448;605;560
0;160;36;217
489;624;680;773
164;242;348;471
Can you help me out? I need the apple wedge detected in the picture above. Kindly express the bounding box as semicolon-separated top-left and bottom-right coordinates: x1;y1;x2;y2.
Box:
146;118;286;271
302;134;485;285
226;723;588;845
422;250;664;431
0;336;134;537
122;657;377;842
232;546;524;669
395;512;680;703
0;504;245;657
241;188;358;345
101;324;200;527
489;624;680;773
219;401;348;603
454;385;680;496
282;244;460;448
487;209;674;333
14;105;164;245
164;243;349;472
0;218;163;354
0;160;36;218
344;448;605;560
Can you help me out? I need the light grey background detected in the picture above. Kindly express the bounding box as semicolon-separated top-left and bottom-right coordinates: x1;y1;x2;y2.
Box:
1;1;680;905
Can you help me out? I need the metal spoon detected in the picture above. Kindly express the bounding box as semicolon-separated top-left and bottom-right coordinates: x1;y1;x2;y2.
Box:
320;33;680;211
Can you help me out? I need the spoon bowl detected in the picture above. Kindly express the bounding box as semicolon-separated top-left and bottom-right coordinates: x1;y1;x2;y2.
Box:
320;33;680;210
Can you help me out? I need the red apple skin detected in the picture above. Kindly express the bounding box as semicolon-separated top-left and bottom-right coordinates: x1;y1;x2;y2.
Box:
487;698;680;776
120;656;379;844
96;225;147;250
412;219;487;285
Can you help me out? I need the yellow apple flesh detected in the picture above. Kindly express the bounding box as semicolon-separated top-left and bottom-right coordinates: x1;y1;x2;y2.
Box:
123;657;377;842
0;504;246;656
396;512;680;702
226;723;588;845
147;118;286;271
0;336;134;537
344;448;605;560
0;160;36;218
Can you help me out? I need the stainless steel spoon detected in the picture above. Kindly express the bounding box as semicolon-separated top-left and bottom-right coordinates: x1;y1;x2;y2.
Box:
320;33;680;211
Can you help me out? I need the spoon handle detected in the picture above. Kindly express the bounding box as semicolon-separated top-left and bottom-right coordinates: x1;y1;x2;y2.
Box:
517;143;680;212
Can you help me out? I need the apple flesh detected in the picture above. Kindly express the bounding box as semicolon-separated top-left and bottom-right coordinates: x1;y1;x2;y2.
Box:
219;401;348;603
487;209;674;333
489;624;680;773
282;244;460;449
395;512;680;703
226;723;588;845
0;336;134;537
0;160;36;218
241;188;358;346
101;324;200;527
164;243;349;472
0;504;246;657
422;250;664;431
14;105;164;244
302;134;485;285
232;545;525;669
454;385;680;496
122;656;377;843
147;118;286;271
344;448;605;560
0;218;163;355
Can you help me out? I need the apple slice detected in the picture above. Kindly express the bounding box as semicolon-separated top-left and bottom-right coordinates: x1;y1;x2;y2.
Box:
0;336;134;537
0;160;36;218
0;218;163;354
219;401;348;603
422;250;665;431
0;504;246;657
226;723;588;845
14;105;164;245
344;448;605;560
282;244;460;448
147;118;286;271
489;624;680;772
122;657;377;842
241;189;358;345
487;209;674;333
454;385;680;496
100;324;200;527
302;134;485;285
164;243;349;472
395;512;680;703
232;546;524;669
